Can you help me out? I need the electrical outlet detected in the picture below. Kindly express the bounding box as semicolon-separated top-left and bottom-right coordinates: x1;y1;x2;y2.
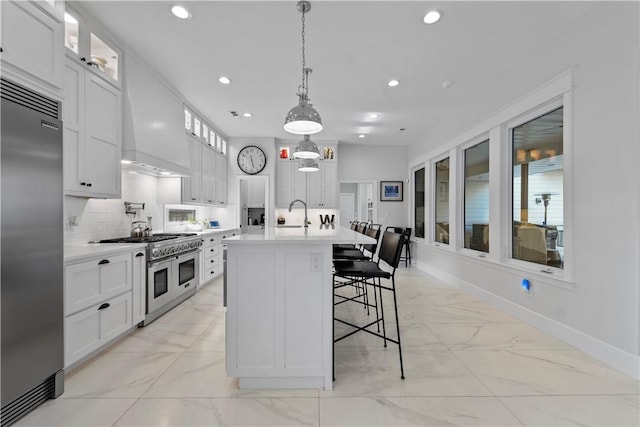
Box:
311;254;321;272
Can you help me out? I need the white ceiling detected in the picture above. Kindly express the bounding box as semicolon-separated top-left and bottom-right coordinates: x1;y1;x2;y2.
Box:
75;1;597;150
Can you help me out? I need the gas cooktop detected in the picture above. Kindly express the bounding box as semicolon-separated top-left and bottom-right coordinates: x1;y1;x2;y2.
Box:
98;233;197;244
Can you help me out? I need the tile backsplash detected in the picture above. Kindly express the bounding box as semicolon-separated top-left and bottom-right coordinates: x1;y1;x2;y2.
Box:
64;171;237;245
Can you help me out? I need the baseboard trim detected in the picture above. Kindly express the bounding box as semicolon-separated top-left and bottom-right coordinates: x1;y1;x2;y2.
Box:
416;263;640;380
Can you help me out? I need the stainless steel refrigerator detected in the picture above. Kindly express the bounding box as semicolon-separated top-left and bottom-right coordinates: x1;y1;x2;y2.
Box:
1;78;64;426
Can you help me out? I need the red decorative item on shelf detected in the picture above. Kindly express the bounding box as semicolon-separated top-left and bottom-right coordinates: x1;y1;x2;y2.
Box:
280;148;288;159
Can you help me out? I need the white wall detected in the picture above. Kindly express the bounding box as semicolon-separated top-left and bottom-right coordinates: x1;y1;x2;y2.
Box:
338;144;409;230
408;2;639;378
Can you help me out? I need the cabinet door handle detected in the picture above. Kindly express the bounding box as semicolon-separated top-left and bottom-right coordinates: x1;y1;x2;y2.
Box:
184;283;190;288
80;182;86;186
136;252;144;257
191;198;196;201
98;259;110;265
80;57;86;62
86;183;92;187
98;303;110;310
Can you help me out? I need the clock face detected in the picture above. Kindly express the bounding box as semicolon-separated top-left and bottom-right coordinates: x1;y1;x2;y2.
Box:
237;145;266;175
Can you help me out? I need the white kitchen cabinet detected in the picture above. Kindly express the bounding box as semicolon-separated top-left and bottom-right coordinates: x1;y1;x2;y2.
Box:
65;252;132;316
131;250;146;325
202;233;221;284
276;161;307;208
64;4;121;87
307;161;337;208
65;292;132;367
199;229;238;286
63;58;122;198
241;179;265;208
182;138;203;204
0;0;64;100
202;146;216;204
215;151;227;205
182;142;226;206
64;249;138;368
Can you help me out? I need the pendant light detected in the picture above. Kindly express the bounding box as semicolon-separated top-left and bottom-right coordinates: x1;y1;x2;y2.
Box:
283;1;323;135
298;158;319;172
292;134;320;159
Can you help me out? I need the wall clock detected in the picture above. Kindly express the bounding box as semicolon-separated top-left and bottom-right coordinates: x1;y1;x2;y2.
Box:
237;145;266;175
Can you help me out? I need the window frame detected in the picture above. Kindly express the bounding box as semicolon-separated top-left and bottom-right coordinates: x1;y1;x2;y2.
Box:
459;134;491;256
432;152;453;248
505;96;571;279
412;164;426;240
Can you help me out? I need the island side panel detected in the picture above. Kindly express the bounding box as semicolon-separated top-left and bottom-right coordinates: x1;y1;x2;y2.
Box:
225;242;333;389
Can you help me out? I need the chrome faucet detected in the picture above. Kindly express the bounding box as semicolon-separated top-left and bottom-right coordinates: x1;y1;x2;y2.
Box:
288;199;308;228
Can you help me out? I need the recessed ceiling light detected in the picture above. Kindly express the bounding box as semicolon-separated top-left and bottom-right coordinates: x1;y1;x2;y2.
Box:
170;5;191;20
387;79;400;87
218;76;231;85
121;160;132;164
160;171;172;175
64;12;78;24
358;134;366;139
243;112;253;118
424;9;442;24
369;113;379;119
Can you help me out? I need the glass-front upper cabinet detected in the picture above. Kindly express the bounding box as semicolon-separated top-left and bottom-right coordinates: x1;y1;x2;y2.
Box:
202;124;209;145
321;145;336;161
64;5;121;85
221;139;227;155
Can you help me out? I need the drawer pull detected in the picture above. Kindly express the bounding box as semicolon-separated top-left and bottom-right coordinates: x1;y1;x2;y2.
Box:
184;283;190;288
136;252;144;257
98;303;110;310
98;259;110;265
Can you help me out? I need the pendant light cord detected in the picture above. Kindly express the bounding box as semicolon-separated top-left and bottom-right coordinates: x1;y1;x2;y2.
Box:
300;6;307;99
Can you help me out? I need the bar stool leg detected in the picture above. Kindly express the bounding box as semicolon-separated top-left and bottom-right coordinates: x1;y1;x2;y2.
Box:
377;278;388;347
391;276;405;379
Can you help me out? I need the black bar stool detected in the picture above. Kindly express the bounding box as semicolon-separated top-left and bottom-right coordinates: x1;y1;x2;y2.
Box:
333;230;406;380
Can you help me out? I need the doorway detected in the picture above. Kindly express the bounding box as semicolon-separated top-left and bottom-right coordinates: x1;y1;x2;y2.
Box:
339;181;376;226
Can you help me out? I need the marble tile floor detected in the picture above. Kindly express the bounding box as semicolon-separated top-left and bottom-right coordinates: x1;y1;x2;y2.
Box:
16;268;639;426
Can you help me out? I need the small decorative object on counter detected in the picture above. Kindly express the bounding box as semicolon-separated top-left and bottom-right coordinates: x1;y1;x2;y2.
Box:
277;216;286;225
209;220;220;228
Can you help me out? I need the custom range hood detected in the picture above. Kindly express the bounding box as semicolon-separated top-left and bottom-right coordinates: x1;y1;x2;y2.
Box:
121;53;191;177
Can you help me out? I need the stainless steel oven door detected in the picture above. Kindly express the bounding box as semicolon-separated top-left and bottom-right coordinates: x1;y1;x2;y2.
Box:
147;257;174;314
174;250;199;298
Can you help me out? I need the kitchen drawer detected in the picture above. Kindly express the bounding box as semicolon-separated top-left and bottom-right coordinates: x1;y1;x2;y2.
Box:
205;244;219;260
204;259;220;281
65;291;132;367
203;234;220;248
65;253;132;315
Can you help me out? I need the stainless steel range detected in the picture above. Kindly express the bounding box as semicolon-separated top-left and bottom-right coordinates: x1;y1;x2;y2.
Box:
98;233;202;325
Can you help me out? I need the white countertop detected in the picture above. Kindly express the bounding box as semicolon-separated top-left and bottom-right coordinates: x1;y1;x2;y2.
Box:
225;226;375;245
64;243;147;264
193;227;239;236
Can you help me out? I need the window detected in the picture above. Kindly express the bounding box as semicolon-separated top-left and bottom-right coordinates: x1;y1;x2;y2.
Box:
434;157;450;244
512;106;564;269
414;167;425;238
464;140;490;252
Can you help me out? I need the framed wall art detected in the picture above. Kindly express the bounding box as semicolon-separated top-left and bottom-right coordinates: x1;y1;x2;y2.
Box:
380;181;403;202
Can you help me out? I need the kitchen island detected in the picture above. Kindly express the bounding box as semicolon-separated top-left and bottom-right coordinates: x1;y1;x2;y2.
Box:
224;225;375;390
